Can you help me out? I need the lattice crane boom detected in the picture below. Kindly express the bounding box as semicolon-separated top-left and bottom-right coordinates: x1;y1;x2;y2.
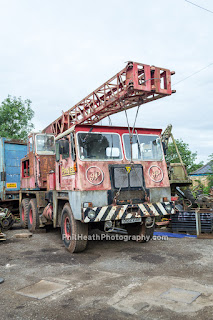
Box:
43;61;175;136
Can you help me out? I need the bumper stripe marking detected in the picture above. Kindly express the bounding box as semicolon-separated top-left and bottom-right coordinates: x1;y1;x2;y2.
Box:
152;203;162;216
100;206;112;222
161;202;171;214
112;206;124;221
84;202;175;222
139;204;149;216
94;207;105;221
120;206;129;220
148;203;160;216
143;203;152;216
105;206;117;221
138;204;145;216
156;203;167;215
117;205;128;220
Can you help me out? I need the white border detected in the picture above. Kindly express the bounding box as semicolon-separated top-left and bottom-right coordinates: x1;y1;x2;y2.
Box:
35;133;55;155
122;133;164;162
76;131;123;161
148;165;164;183
86;166;104;185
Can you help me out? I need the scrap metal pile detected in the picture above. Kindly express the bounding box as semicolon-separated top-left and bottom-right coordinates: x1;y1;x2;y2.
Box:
0;208;15;240
160;125;213;235
196;192;213;209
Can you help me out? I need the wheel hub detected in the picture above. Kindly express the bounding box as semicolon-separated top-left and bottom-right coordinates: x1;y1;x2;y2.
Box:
64;217;71;239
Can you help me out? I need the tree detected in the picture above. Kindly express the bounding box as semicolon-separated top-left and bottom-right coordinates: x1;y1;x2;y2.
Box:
165;138;203;174
192;155;213;195
207;154;213;191
0;95;34;140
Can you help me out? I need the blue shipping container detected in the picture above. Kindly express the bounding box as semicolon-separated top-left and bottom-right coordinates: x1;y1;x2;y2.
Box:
0;138;27;201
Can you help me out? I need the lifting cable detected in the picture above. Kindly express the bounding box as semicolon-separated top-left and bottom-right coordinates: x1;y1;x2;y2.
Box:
108;115;114;157
124;100;147;196
108;116;112;126
124;100;142;163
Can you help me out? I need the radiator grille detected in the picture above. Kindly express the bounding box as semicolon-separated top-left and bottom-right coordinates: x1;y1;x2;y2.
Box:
129;167;143;187
112;165;144;189
114;167;128;188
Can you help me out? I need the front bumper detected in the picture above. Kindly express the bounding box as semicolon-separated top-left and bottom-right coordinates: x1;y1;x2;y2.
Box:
83;201;175;223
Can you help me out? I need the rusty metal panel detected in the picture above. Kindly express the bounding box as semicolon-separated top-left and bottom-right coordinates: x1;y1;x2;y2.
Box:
29;152;34;176
142;161;170;189
36;192;47;208
37;155;55;189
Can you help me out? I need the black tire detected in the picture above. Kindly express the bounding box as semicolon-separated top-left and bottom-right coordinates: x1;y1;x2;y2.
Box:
61;203;88;253
28;199;39;231
20;199;29;229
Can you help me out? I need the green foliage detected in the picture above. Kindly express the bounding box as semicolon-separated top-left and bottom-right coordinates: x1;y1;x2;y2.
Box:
165;138;203;174
0;95;34;140
190;154;213;195
192;180;209;195
207;154;213;191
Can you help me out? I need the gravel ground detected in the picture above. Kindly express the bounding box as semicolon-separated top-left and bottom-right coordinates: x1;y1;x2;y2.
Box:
0;224;213;320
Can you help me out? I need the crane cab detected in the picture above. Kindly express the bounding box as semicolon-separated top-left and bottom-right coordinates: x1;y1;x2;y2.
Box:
55;125;171;204
21;133;55;190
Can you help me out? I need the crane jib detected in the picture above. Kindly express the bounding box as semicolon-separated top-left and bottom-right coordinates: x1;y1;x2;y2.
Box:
43;61;175;137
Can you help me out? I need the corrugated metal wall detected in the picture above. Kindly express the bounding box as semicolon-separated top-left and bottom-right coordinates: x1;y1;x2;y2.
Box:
0;138;5;199
0;138;27;200
5;142;27;191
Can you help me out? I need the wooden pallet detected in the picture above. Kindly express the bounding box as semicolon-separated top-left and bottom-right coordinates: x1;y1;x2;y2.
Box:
197;233;213;239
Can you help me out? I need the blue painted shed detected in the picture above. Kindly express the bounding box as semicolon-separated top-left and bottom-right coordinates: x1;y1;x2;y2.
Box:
0;138;27;201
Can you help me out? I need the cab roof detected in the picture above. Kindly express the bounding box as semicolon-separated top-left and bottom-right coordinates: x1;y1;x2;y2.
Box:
75;124;162;135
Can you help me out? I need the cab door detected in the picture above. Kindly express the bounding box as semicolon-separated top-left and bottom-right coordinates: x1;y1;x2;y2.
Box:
55;134;77;191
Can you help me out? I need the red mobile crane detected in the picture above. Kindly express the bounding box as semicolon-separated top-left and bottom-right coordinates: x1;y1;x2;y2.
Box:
20;61;175;253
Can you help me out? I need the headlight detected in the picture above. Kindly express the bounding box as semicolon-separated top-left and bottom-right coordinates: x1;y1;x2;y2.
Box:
165;203;173;213
145;217;155;228
88;209;96;219
104;221;112;230
145;217;153;225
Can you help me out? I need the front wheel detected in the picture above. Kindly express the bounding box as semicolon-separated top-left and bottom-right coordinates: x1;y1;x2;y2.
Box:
61;203;88;253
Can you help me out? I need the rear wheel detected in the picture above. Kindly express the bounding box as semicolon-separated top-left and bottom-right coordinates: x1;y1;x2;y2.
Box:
20;199;29;228
28;199;39;231
61;203;88;253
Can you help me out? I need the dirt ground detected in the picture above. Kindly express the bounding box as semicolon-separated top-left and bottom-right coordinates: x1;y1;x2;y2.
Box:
0;224;213;320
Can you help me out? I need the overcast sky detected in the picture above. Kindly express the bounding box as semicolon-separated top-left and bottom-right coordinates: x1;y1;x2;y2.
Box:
0;0;212;163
